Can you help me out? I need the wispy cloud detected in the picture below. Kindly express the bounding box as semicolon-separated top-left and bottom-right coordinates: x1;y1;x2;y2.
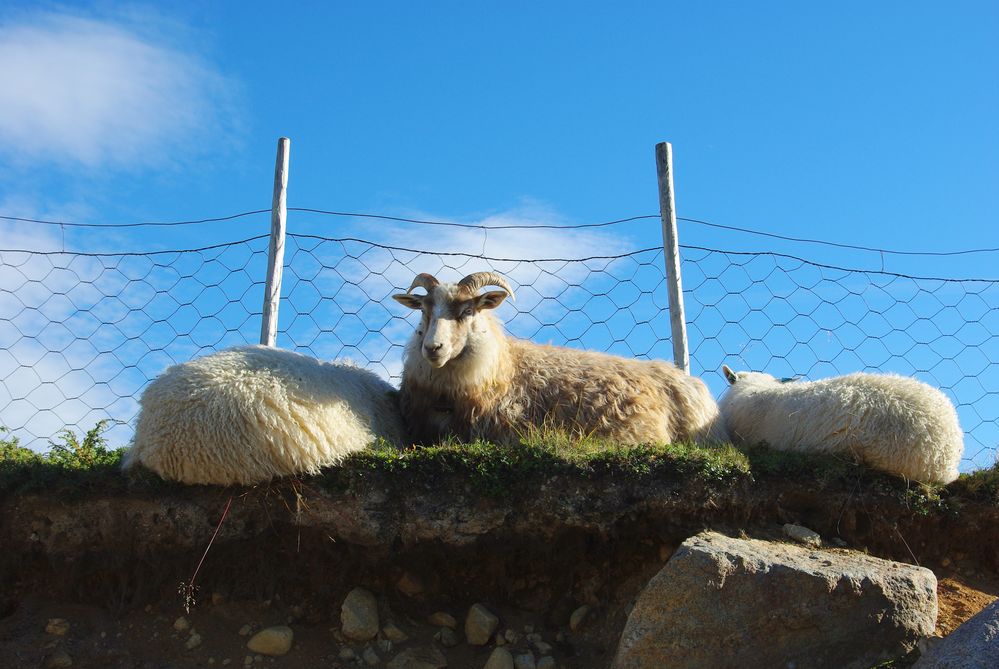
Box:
0;10;239;169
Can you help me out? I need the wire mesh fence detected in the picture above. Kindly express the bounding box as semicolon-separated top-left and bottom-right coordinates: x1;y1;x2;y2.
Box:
1;219;997;472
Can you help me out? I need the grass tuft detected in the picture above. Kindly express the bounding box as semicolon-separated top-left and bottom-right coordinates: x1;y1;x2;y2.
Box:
948;461;999;505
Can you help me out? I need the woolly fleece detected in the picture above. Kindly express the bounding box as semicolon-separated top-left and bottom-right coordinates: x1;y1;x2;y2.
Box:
124;345;404;485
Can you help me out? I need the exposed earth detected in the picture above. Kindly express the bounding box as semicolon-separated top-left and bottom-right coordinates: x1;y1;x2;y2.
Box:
1;444;997;668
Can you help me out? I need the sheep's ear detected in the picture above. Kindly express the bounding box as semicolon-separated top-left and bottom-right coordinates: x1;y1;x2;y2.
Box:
722;364;738;385
392;294;424;310
475;290;508;311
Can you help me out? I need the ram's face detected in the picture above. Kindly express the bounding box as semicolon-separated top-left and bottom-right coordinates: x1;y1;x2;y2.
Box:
393;285;508;369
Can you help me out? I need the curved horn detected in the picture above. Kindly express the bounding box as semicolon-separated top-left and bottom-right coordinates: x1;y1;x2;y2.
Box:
458;271;516;301
406;273;440;294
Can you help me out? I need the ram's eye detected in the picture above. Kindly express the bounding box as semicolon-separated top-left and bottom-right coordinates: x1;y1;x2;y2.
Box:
460;306;474;318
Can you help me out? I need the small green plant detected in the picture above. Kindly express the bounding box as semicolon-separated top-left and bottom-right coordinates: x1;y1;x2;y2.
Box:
46;420;121;469
0;422;128;496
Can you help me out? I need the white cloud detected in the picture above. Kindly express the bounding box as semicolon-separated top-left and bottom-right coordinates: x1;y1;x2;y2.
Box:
0;10;238;168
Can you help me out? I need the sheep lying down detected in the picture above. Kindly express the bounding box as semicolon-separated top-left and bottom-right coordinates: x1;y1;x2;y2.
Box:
123;345;405;485
719;365;964;484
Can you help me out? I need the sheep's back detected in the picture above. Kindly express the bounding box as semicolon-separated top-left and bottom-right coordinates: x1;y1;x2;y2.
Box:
505;342;722;444
125;346;404;485
720;372;963;482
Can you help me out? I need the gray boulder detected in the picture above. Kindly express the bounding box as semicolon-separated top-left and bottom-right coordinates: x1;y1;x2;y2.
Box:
612;531;937;669
914;599;999;668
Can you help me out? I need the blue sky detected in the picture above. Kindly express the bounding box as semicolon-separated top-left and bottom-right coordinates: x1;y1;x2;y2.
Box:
1;2;997;465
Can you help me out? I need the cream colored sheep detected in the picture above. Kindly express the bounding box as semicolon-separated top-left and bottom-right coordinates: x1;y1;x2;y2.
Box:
719;365;964;483
392;271;726;447
123;345;404;485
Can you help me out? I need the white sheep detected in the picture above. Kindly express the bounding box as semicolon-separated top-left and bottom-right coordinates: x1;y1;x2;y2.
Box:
123;345;405;485
392;271;726;447
719;365;964;483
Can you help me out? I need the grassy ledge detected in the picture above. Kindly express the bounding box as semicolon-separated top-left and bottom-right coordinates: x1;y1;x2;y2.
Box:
2;422;997;510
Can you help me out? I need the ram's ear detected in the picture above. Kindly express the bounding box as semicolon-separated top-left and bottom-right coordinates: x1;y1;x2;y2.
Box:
392;294;424;310
722;364;738;385
475;290;508;311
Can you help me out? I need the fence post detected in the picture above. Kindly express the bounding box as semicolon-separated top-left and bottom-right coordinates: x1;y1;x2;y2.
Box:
655;141;690;374
260;137;290;347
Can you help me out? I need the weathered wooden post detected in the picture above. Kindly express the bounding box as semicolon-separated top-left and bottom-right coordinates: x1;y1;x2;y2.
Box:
655;141;690;374
260;137;290;347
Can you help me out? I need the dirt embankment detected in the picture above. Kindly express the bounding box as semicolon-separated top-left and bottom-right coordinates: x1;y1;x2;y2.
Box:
1;465;997;668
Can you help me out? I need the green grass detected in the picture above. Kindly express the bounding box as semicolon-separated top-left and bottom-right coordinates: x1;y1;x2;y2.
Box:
948;460;999;505
2;421;997;512
319;429;752;497
0;421;130;497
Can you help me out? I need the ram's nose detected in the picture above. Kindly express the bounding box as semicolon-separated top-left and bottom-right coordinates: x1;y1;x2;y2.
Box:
423;342;446;366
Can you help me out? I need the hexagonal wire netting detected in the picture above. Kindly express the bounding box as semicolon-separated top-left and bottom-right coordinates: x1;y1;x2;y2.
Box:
0;226;996;472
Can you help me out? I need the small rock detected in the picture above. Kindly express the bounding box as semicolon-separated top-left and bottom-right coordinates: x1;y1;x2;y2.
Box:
831;537;848;548
45;618;71;636
526;633;542;644
569;606;590;632
363;646;380;666
211;592;227;606
238;624;253;636
495;635;506;646
208;658;216;665
523;625;534;634
435;627;459;648
534;641;552;655
339;648;356;661
396;572;425;597
483;647;514;669
378;638;393;654
465;604;499;646
536;658;555;669
173;617;191;632
555;632;564;643
503;629;520;643
427;612;456;629
342;588;380;641
246;626;294;657
44;651;73;668
940;557;952;567
386;645;448;669
513;651;536;669
243;657;253;668
186;632;203;650
222;660;232;667
783;523;822;548
382;622;409;643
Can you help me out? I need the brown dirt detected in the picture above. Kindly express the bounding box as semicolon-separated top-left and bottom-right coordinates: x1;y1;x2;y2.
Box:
2;571;995;669
1;469;997;668
935;574;998;636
